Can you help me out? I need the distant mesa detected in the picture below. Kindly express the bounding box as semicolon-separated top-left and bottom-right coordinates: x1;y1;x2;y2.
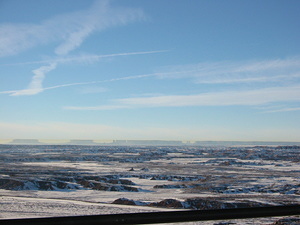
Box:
8;139;96;145
112;140;183;146
10;139;41;144
68;140;96;145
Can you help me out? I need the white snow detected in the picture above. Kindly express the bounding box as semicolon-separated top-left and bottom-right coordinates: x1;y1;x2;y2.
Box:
0;144;299;224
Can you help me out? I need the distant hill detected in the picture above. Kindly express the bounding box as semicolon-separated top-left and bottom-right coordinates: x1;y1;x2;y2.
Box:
10;139;41;144
112;140;183;146
68;140;96;145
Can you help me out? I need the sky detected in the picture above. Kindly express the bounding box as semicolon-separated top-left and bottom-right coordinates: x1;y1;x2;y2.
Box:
1;0;300;142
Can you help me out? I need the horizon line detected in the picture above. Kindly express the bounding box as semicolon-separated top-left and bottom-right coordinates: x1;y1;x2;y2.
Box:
1;139;300;146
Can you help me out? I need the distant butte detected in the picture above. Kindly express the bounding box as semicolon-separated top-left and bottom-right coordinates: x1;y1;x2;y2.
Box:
10;139;41;144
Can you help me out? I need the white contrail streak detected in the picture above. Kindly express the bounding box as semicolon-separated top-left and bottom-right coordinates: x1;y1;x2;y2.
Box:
44;74;155;90
0;50;169;66
1;65;187;95
0;73;155;95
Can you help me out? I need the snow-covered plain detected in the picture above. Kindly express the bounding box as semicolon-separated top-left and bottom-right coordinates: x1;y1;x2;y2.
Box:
0;144;299;224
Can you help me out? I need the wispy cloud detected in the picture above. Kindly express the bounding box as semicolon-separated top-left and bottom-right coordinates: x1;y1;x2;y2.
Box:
54;0;145;55
262;107;300;113
0;50;168;66
0;0;151;96
194;73;300;84
0;50;166;96
0;0;145;57
157;57;300;85
0;71;156;96
0;64;189;96
4;55;299;100
64;85;300;110
10;63;57;96
42;71;173;92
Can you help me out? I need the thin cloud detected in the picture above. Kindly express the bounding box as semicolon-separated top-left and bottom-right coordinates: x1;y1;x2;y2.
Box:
3;55;299;97
0;66;192;96
0;72;155;96
0;50;169;66
65;105;132;111
41;73;154;91
263;107;300;113
54;0;146;55
0;0;146;57
0;90;16;94
10;63;57;96
42;70;175;91
157;58;300;85
118;86;300;106
64;85;300;110
195;73;300;84
1;50;167;96
1;0;148;96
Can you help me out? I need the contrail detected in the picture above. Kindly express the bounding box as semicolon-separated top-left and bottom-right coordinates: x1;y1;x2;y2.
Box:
44;70;192;91
0;73;155;95
0;69;199;95
0;50;169;96
0;50;169;66
44;73;155;90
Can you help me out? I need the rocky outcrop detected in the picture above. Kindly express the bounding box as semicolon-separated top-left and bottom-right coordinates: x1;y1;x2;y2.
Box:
0;176;138;192
76;179;139;192
112;198;137;205
112;197;271;210
148;199;183;208
270;217;300;225
0;178;79;191
0;178;25;190
182;198;268;210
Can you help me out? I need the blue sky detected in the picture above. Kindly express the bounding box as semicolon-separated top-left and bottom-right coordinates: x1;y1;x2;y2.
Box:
1;0;300;141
